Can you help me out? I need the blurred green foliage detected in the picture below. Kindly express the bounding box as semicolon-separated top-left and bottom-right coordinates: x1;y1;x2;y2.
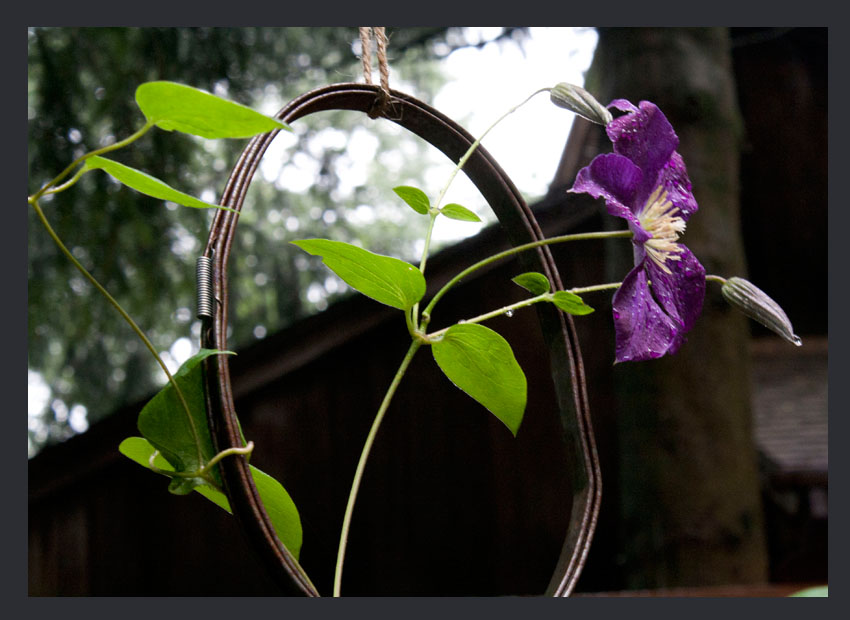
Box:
27;27;529;456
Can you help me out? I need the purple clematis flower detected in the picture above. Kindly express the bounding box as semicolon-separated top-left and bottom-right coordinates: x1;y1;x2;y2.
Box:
570;99;706;362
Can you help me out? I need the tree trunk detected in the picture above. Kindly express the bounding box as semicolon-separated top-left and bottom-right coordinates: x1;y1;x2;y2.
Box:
585;27;769;588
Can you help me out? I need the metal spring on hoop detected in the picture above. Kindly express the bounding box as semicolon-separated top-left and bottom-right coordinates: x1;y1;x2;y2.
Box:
196;256;213;319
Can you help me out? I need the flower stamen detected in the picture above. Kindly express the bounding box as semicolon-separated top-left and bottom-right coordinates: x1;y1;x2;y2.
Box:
638;186;686;274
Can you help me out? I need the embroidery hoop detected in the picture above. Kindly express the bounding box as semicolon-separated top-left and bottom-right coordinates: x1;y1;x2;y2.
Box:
200;83;601;596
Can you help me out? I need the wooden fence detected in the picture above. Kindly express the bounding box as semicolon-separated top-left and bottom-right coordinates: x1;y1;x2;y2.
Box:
30;193;622;596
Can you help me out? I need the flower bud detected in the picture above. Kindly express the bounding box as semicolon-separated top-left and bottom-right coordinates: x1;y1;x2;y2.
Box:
721;276;801;346
549;82;613;126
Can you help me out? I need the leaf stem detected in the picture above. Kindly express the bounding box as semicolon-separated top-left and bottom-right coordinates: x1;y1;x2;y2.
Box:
425;280;624;340
204;441;255;471
147;442;254;487
41;166;90;197
427;293;550;339
148;450;213;481
334;339;422;597
405;305;420;337
418;88;550;275
570;281;623;295
29;120;156;202
417;211;439;276
28;197;204;466
421;230;633;329
412;88;550;323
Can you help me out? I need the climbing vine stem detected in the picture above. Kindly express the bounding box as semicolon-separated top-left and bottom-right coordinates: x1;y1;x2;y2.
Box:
28;196;205;466
334;338;422;597
334;232;631;595
30;120;156;201
420;229;633;330
412;87;552;328
425;280;623;340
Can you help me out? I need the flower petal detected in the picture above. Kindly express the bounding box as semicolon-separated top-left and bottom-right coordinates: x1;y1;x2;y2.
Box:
644;246;705;354
612;263;680;362
607;101;679;203
570;153;649;242
658;151;699;221
608;99;638;114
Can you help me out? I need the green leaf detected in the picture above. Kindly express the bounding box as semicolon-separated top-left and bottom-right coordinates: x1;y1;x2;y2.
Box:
440;203;482;223
512;272;551;295
431;324;526;436
789;586;828;597
135;81;289;139
393;185;431;215
83;156;232;211
119;436;173;470
119;437;302;559
551;290;595;315
244;467;303;560
191;467;302;559
118;436;206;494
291;238;426;310
136;349;232;488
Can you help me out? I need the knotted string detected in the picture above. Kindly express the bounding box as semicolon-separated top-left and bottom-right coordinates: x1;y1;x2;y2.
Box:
359;27;393;118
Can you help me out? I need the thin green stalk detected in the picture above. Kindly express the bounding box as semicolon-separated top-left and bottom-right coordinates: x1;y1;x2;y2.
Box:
426;281;624;340
412;88;551;324
705;274;727;285
421;230;633;329
417;212;439;277
42;166;89;197
147;442;253;488
427;293;550;339
203;441;255;471
147;450;216;482
29;197;204;466
29;121;156;201
418;88;550;276
570;281;623;296
405;305;419;338
334;339;423;597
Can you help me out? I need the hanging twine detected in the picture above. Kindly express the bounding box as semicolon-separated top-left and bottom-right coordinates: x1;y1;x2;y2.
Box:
359;27;374;84
359;27;392;118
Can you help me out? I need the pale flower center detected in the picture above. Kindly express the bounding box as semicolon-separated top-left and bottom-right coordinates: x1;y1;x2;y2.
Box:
637;186;686;275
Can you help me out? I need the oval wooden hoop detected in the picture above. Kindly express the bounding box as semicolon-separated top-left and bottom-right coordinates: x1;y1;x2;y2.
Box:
201;83;601;596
